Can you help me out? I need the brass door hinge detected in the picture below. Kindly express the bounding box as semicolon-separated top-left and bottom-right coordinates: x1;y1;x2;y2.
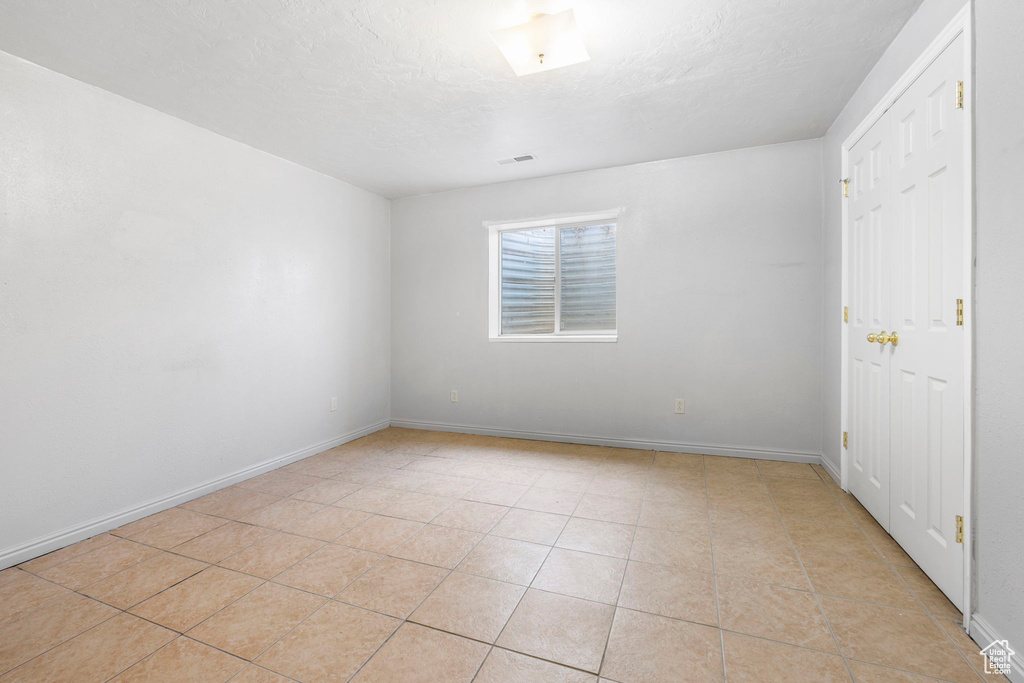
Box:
841;178;850;198
956;299;964;326
843;306;849;323
955;515;964;543
956;81;964;109
843;432;848;449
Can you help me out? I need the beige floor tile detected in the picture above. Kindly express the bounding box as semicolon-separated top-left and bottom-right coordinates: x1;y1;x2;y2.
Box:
334;466;393;486
336;515;425;554
638;501;709;533
820;596;978;682
431;500;509;533
585;475;648;501
379;491;456;522
707;490;777;515
129;510;228;549
256;602;399;682
130;566;263;632
711;537;809;589
764;476;834;500
38;539;160;590
390;525;483;569
171;523;274;563
2;613;174;683
574;494;643;525
773;493;857;526
0;568;72;624
283;505;371;541
113;509;187;539
645;483;706;507
495;589;615;674
556;518;635;559
336;486;405;513
18;534;119;574
756;461;821;479
81;551;207;609
860;526;918;568
351;622;489;682
181;487;281;520
374;470;439;492
111;636;246;682
491;508;569;545
716;576;837;653
410;571;525;642
786;520;885;562
236;471;323;498
218;533;323;579
801;554;922;611
229;665;293;682
601;607;723;683
337;557;448;618
476;648;597;682
617;561;717;625
462;480;530;506
933;617;996;680
629;527;712;572
722;631;851;682
235;498;324;530
704;456;759;476
533;471;595;493
272;544;382;596
456;536;551;586
846;661;942;682
0;593;118;675
709;509;790;546
401;455;456;473
515;487;584;515
187;582;324;660
892;567;963;620
533;548;626;604
415;474;479;498
289;479;361;505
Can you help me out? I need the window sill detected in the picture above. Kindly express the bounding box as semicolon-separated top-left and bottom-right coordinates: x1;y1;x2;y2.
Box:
489;334;618;343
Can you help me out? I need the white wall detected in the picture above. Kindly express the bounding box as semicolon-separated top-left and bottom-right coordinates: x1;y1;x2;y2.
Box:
974;0;1024;666
0;51;391;566
391;140;823;460
818;0;969;474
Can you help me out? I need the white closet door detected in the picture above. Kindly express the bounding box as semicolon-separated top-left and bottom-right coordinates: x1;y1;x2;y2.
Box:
887;34;966;608
846;113;892;529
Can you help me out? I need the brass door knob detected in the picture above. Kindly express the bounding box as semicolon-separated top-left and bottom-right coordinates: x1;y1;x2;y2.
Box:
867;331;899;347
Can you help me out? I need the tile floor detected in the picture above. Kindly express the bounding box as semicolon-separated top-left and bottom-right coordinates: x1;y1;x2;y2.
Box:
0;428;1005;682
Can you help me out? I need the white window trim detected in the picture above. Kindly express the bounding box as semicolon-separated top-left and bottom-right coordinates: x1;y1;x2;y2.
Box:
487;209;622;343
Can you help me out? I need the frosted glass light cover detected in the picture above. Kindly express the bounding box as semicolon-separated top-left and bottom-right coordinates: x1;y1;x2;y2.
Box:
490;9;590;77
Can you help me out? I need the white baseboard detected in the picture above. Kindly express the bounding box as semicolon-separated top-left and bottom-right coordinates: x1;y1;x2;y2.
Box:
820;456;842;487
970;614;1023;682
0;420;390;571
390;419;822;464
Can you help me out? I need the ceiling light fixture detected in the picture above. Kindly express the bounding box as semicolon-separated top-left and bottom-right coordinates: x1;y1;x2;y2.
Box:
490;9;590;77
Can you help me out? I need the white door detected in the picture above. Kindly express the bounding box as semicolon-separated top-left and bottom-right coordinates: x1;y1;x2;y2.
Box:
846;34;966;609
886;34;965;607
847;114;892;529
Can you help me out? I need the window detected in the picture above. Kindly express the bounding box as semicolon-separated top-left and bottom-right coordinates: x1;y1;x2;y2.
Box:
488;211;618;341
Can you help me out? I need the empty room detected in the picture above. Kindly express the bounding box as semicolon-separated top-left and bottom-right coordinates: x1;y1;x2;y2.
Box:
1;0;1021;681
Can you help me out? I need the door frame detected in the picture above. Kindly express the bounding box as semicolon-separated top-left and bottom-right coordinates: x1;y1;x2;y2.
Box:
839;3;974;627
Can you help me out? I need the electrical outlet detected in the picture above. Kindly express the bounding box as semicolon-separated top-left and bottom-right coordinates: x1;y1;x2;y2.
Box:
450;389;459;403
674;398;685;414
330;397;337;412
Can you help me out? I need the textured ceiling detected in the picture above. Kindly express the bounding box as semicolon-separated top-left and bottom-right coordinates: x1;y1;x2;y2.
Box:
0;0;922;197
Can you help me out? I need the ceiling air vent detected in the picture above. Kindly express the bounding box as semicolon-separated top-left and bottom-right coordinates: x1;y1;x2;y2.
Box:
497;154;536;165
